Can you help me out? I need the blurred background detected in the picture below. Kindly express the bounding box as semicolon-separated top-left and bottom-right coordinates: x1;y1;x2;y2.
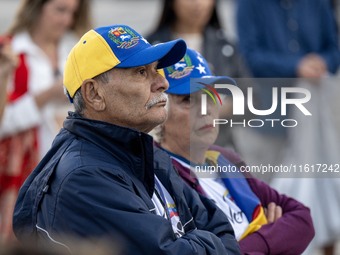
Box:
1;0;340;254
0;0;237;42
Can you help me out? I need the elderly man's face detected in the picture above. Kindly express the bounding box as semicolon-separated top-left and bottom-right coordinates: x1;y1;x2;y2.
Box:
163;92;220;155
101;62;169;132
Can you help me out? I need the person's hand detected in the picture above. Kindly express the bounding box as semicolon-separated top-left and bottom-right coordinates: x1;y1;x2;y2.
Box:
297;54;327;79
47;80;69;103
34;79;68;109
0;37;18;79
264;202;282;223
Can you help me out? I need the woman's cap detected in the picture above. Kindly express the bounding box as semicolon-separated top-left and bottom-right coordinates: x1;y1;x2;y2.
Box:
163;48;236;95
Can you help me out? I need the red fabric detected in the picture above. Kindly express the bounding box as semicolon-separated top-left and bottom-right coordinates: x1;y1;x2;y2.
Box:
8;54;29;102
0;128;38;194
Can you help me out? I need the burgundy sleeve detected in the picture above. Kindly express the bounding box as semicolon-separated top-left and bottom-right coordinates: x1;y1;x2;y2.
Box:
239;178;315;254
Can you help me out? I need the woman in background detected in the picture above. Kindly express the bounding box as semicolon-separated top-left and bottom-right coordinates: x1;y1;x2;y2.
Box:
147;0;245;77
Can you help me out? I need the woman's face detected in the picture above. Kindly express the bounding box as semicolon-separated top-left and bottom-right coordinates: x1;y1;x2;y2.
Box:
37;0;80;40
162;92;220;155
173;0;215;31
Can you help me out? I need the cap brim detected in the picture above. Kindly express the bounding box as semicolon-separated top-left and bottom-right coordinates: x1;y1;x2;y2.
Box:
116;39;187;69
167;76;237;95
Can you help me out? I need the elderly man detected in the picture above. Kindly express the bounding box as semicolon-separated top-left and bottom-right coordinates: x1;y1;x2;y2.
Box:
12;25;240;255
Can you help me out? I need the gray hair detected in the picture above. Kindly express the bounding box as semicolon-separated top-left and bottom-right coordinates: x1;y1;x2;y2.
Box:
73;89;86;116
93;69;111;84
69;69;112;116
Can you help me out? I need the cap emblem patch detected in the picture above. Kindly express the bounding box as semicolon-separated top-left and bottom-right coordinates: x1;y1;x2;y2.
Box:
108;26;139;49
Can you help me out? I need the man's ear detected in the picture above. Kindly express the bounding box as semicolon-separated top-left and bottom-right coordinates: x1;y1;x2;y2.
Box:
81;79;106;112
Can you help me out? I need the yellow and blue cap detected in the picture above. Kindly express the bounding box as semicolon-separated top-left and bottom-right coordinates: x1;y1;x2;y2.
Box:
163;48;236;95
64;24;187;99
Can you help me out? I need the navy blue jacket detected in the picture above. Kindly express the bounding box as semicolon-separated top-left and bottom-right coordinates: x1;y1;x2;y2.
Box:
13;113;240;255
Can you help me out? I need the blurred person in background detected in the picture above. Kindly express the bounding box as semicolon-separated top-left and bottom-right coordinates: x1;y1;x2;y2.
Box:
147;0;245;77
147;0;249;150
0;38;17;123
153;47;314;255
0;83;6;123
235;0;340;171
0;0;92;242
236;0;340;254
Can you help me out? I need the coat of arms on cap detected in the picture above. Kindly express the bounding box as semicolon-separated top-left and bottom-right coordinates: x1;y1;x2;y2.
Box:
108;26;139;49
166;54;194;79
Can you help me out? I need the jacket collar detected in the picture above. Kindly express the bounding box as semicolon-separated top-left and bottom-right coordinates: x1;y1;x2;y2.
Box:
63;112;155;195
